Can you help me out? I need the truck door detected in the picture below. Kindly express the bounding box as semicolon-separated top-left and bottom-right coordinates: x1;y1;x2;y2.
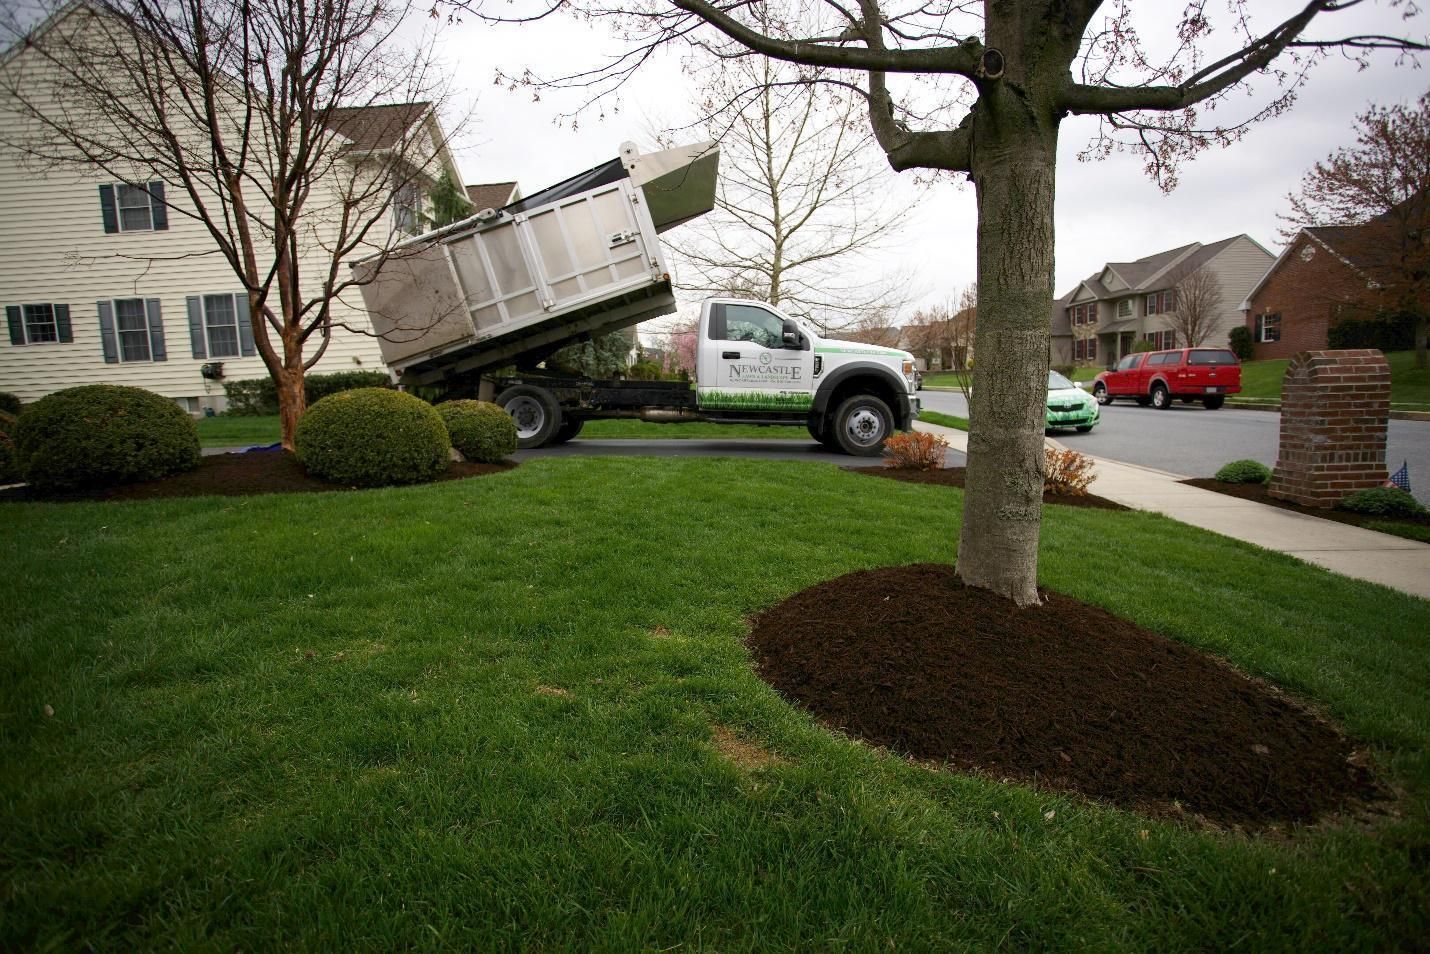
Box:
1108;353;1143;394
698;302;815;413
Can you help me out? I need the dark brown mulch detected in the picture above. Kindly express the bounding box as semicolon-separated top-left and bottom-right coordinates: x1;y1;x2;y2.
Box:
0;451;515;502
855;466;1130;511
748;563;1378;827
1184;478;1430;532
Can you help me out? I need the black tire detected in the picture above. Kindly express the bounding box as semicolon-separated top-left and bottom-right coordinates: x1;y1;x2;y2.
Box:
807;418;838;449
1203;395;1225;410
1151;384;1172;410
550;416;585;445
496;384;561;448
1075;425;1094;433
1093;383;1112;405
1135;396;1152;407
832;394;894;457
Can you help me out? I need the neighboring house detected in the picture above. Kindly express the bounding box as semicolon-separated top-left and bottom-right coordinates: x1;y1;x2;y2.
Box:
1239;222;1424;361
1051;235;1274;368
0;12;468;410
466;181;522;212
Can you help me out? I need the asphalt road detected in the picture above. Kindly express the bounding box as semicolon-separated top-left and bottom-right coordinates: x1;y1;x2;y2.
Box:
918;388;1430;505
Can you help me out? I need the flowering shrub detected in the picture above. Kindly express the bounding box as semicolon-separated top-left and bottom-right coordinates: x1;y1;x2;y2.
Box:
1044;447;1096;496
882;431;949;470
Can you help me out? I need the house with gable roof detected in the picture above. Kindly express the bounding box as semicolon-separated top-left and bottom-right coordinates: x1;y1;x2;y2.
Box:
1050;235;1274;368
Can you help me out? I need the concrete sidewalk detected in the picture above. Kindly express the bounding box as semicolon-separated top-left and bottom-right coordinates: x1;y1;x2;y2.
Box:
914;420;1430;600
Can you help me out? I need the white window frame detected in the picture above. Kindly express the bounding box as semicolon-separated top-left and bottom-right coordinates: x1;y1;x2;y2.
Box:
393;182;421;235
113;297;152;362
202;293;242;358
115;183;156;232
1259;313;1281;343
1117;298;1132;318
21;303;58;344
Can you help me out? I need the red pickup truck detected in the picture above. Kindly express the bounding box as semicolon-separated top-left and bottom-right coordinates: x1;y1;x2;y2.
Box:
1092;347;1241;410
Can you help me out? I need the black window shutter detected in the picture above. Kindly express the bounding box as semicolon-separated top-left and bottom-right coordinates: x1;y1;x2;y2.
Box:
236;291;256;356
1254;315;1263;341
6;305;22;345
148;181;168;230
97;301;119;363
186;296;207;358
145;298;166;361
54;304;72;343
98;184;119;233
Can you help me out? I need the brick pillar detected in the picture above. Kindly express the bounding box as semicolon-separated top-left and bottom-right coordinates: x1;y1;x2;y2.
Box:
1269;349;1391;508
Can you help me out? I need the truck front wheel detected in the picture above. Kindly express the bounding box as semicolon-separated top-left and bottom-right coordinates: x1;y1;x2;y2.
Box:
496;384;561;448
833;394;894;457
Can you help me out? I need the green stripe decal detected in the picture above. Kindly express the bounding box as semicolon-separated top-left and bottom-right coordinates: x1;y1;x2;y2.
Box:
698;390;813;412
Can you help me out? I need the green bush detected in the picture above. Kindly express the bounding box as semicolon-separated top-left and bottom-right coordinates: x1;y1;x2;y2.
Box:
223;370;394;416
0;410;18;483
1214;459;1271;484
1051;364;1075;378
1336;486;1427;518
0;391;21;416
626;360;665;381
1132;340;1157;353
1328;308;1416;352
1227;326;1254;361
436;400;516;463
295;388;449;487
14;385;200;490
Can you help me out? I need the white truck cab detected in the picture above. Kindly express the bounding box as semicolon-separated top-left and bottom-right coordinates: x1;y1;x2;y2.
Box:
694;299;920;454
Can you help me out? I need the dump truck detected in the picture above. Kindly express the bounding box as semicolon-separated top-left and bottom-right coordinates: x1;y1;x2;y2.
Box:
353;141;920;456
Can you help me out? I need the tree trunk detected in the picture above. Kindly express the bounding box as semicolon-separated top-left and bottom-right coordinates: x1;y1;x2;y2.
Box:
276;365;307;450
955;102;1058;607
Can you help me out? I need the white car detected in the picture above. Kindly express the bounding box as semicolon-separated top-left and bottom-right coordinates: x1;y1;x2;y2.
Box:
1045;371;1099;433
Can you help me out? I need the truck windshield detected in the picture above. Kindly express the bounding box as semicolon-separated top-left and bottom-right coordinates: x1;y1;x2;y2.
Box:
1188;349;1237;365
1048;371;1075;390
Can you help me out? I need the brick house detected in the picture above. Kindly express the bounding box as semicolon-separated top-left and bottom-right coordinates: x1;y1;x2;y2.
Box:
1239;222;1420;361
1051;235;1274;369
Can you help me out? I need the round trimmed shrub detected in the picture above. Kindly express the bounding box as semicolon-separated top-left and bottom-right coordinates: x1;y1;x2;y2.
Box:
0;410;18;483
295;388;449;487
1336;486;1427;518
1214;459;1271;484
0;391;21;415
437;400;517;463
14;385;200;490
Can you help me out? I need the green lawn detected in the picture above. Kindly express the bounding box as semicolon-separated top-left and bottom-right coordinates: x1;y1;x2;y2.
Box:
1234;350;1429;410
196;415;282;447
2;458;1427;948
918;409;969;431
197;415;808;447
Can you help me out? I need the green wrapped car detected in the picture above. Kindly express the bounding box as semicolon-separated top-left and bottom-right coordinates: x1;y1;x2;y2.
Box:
1045;370;1099;433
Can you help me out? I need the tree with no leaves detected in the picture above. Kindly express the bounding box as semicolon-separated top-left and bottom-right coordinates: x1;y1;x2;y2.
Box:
457;0;1424;605
667;48;914;331
1283;93;1430;368
1;0;455;447
1166;265;1223;348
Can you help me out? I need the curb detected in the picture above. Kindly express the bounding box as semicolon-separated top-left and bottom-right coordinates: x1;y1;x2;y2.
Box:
1226;401;1430;422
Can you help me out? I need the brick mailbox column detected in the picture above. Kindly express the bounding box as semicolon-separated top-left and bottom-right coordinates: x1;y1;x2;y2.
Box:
1269;349;1391;508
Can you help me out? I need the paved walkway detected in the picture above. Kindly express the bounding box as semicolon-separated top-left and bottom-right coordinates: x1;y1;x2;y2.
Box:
914;421;1430;601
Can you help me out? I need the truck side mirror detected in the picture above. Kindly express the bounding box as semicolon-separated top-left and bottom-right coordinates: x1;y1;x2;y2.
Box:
781;320;801;348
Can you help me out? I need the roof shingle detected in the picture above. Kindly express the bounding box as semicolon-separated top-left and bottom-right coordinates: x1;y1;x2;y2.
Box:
327;102;431;151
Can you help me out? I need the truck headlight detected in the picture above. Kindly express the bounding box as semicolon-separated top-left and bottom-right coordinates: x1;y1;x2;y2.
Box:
902;360;915;377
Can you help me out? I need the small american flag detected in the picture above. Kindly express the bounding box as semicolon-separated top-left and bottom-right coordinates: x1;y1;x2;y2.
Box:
1385;460;1411;492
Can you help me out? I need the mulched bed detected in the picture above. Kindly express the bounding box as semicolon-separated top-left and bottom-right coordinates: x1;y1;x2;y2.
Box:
0;451;515;502
748;563;1378;827
1183;478;1430;534
855;466;1129;511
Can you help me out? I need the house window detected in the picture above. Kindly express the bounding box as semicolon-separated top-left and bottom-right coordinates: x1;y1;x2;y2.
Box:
1255;312;1281;343
1087;337;1097;361
1143;330;1177;351
1117;299;1132;318
1075;338;1085;360
5;303;73;346
115;298;152;361
393;182;420;235
203;294;240;358
100;181;168;233
117;184;155;231
1146;291;1175;316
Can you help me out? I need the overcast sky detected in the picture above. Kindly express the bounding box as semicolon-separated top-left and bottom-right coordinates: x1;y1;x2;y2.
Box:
428;1;1426;320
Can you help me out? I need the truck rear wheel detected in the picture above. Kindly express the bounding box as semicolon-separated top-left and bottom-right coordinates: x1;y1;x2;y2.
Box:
1203;395;1225;410
833;394;894;457
496;384;561;448
551;416;585;444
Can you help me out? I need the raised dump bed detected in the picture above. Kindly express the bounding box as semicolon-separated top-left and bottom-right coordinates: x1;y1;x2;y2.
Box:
352;141;718;386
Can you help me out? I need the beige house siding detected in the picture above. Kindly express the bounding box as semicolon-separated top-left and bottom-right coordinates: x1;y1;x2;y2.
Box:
0;19;457;409
1200;235;1276;346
